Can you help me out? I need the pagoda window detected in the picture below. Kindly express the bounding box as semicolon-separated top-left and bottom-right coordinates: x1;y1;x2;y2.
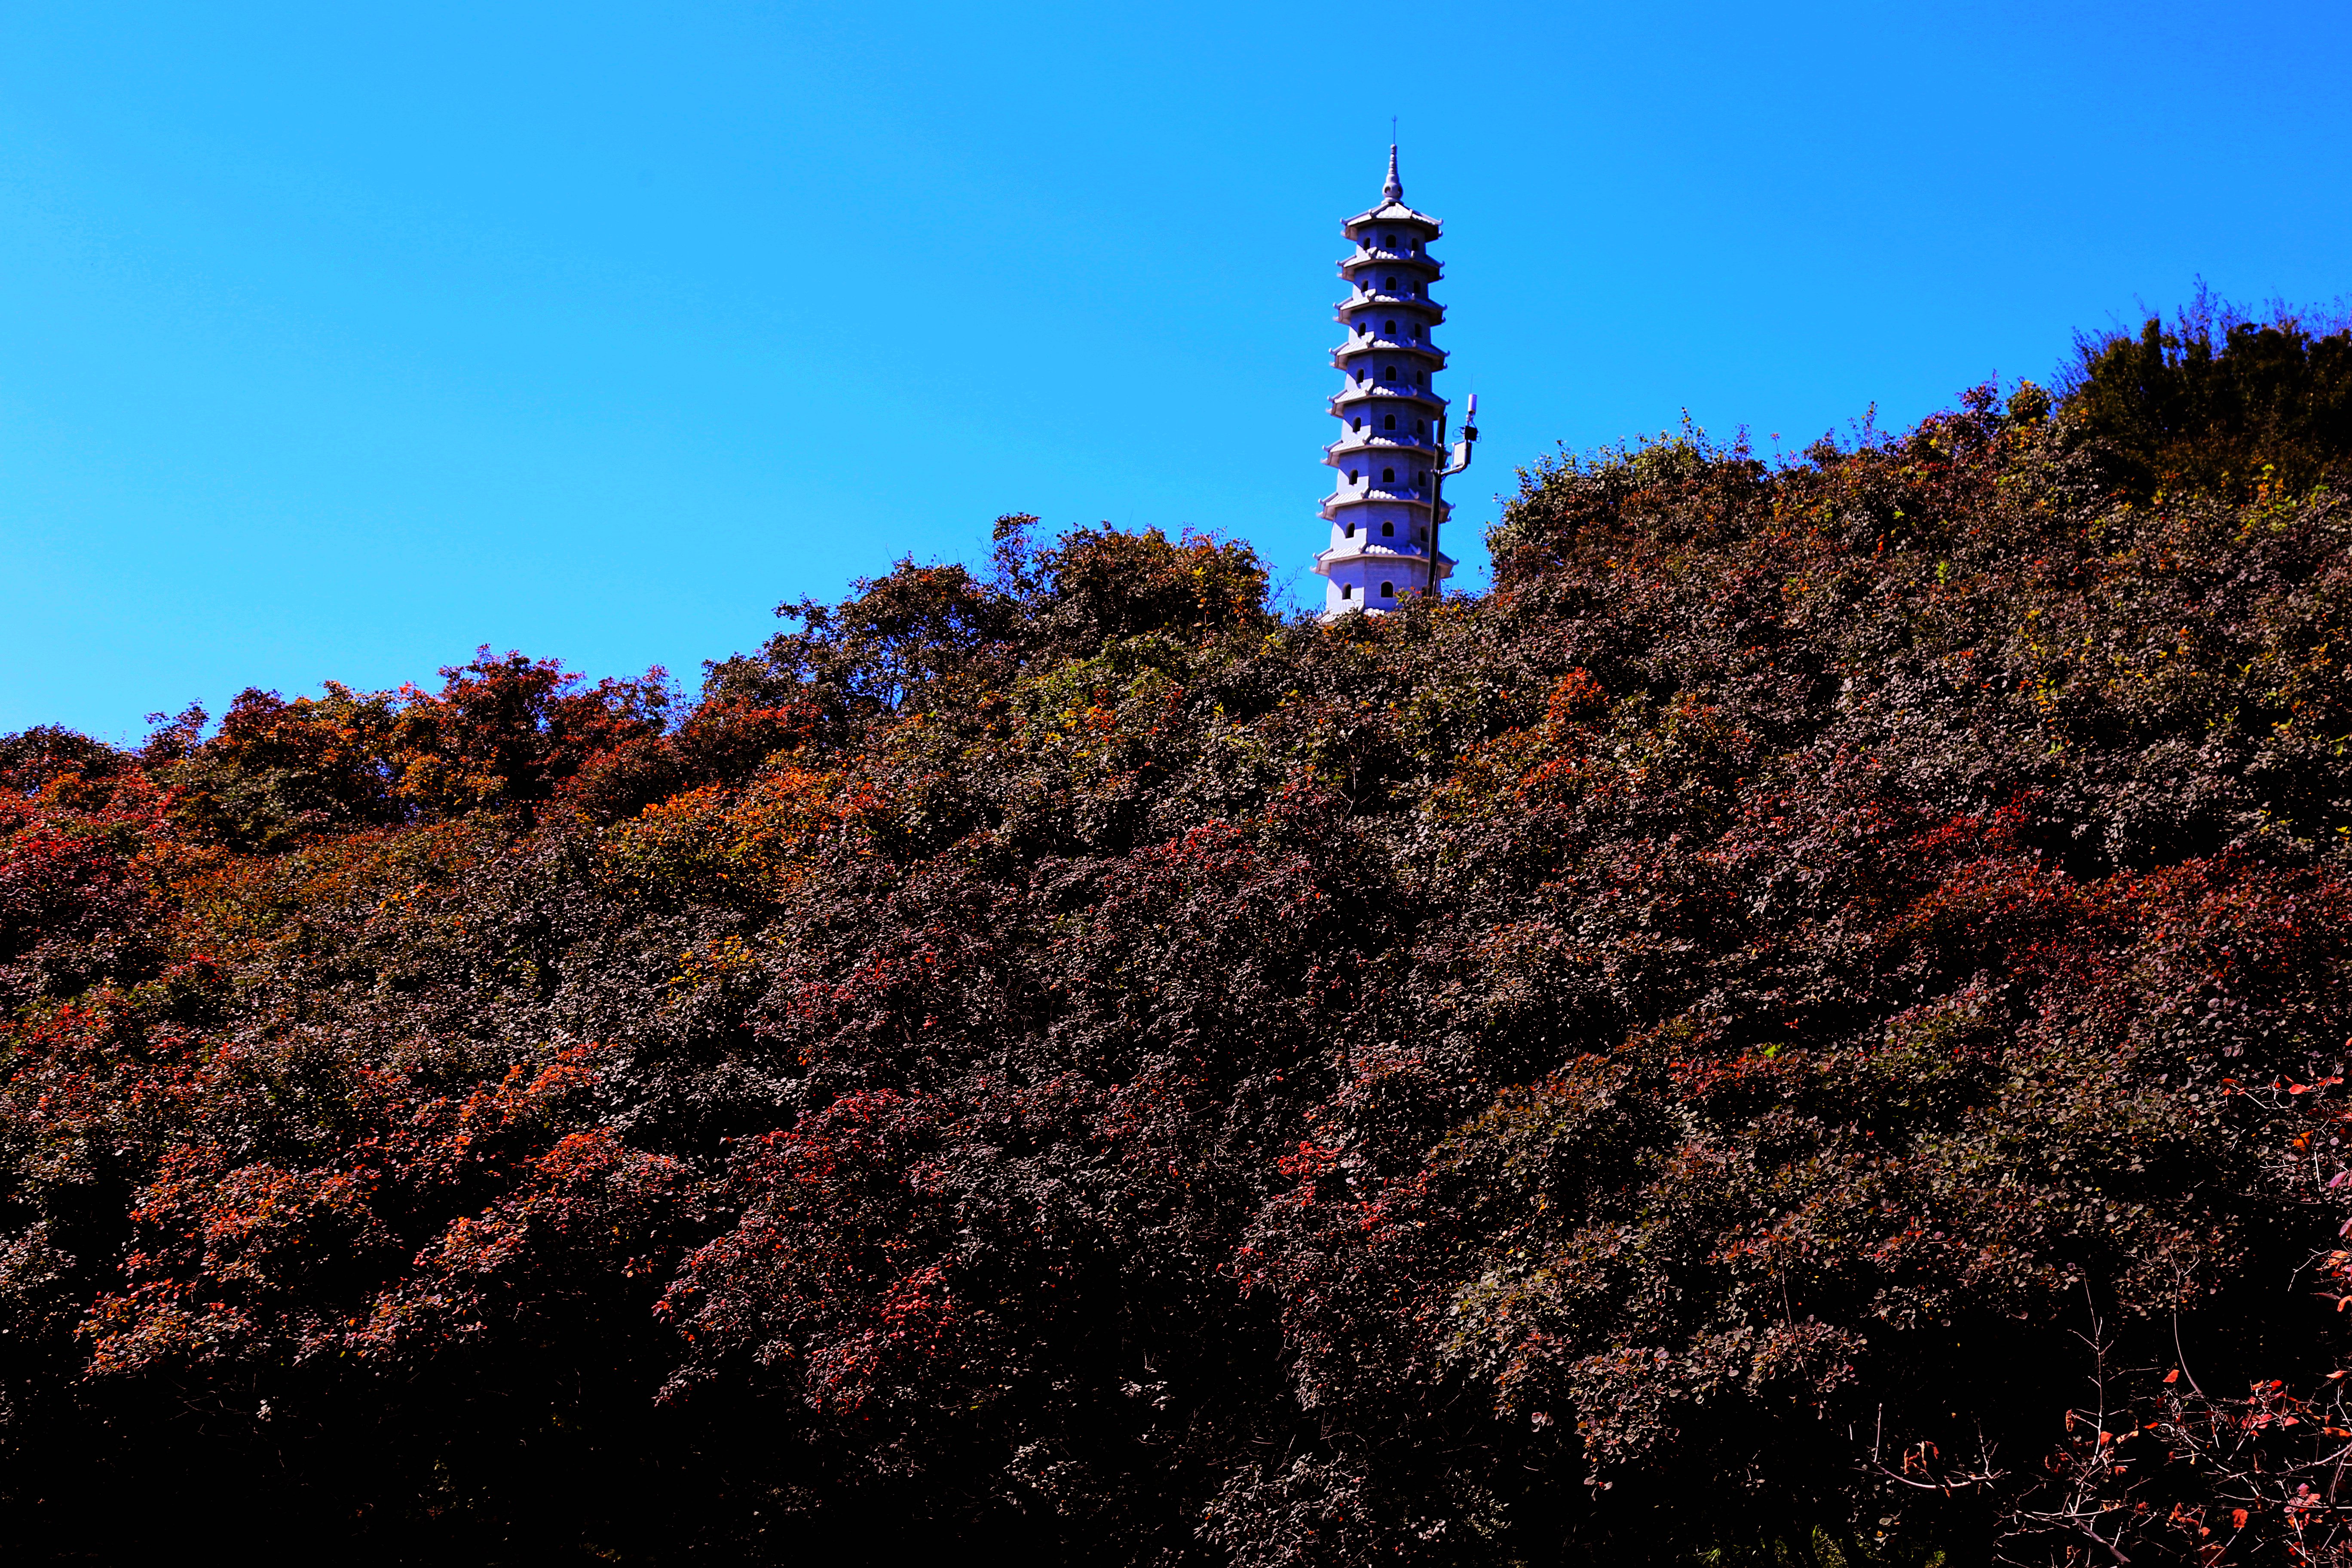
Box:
1416;419;1427;434
1384;233;1396;246
1384;319;1396;333
1381;581;1395;598
1344;522;1355;537
1383;366;1396;381
1382;521;1395;537
1383;467;1395;482
1384;275;1397;289
1384;414;1395;430
1341;583;1354;599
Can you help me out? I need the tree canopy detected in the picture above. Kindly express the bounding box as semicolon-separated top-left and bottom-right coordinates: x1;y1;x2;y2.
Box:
7;302;2352;1567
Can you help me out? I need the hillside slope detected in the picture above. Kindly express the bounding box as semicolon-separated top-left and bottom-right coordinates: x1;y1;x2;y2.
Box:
6;302;2352;1567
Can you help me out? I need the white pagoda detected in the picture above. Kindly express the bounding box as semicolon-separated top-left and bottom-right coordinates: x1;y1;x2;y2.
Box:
1313;145;1475;618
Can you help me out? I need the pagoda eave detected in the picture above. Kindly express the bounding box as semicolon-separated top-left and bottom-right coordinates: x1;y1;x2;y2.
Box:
1342;201;1443;232
1331;346;1449;370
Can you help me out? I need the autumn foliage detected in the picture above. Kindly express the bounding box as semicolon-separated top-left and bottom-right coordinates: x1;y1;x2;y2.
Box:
8;303;2352;1565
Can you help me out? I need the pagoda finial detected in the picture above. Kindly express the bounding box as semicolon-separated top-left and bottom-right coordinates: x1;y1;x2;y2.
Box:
1383;140;1402;202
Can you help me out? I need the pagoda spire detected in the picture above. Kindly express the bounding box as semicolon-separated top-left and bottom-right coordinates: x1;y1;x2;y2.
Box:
1310;151;1473;617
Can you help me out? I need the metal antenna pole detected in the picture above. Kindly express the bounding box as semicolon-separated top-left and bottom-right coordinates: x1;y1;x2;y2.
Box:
1426;392;1477;603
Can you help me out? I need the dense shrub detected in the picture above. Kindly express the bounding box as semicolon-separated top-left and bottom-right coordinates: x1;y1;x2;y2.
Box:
6;307;2352;1567
2064;285;2352;500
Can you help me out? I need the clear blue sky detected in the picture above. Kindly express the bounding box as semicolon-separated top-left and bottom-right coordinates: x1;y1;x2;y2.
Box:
4;2;2346;741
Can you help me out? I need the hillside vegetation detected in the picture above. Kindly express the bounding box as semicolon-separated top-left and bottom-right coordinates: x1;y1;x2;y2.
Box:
7;299;2352;1566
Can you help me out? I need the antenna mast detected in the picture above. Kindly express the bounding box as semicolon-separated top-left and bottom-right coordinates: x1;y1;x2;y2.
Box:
1426;392;1478;603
